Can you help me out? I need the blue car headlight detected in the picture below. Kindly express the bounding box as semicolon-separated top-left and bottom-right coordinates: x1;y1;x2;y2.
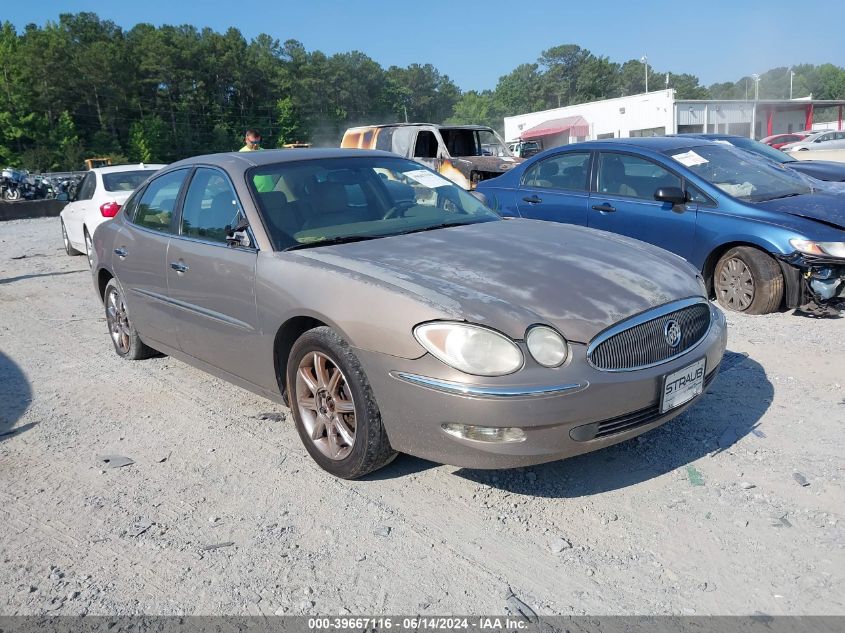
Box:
790;239;845;258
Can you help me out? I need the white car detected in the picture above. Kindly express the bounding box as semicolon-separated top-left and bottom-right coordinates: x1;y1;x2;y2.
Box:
781;130;845;152
60;164;163;264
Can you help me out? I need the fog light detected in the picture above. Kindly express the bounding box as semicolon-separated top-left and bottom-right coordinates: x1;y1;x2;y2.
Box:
441;422;526;443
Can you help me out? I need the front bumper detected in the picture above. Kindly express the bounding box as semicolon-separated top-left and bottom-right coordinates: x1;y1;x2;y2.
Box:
356;304;728;469
778;252;845;308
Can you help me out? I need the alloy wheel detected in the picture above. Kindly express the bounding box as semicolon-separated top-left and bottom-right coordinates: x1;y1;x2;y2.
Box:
716;257;754;311
105;287;132;354
295;351;356;460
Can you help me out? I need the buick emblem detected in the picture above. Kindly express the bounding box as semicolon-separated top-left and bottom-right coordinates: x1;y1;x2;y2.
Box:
664;320;682;348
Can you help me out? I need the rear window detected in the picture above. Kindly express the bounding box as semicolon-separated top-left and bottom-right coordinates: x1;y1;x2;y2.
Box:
102;170;156;192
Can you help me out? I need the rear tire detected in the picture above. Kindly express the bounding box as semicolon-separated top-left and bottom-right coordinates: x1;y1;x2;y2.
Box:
61;219;82;256
714;246;783;315
287;326;397;479
103;279;156;360
84;228;94;268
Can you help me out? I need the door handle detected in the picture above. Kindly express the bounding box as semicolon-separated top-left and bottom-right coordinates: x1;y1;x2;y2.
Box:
591;203;616;213
522;195;542;204
170;261;189;273
114;247;127;258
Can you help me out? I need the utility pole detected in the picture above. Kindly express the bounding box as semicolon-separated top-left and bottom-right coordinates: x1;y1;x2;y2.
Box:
750;74;760;140
403;104;408;123
641;55;648;93
789;69;795;99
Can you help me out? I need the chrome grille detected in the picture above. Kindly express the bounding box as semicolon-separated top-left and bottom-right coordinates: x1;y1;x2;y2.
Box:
588;299;711;371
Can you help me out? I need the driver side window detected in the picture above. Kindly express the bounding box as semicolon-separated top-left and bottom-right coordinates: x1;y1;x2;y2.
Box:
597;153;682;201
181;168;244;244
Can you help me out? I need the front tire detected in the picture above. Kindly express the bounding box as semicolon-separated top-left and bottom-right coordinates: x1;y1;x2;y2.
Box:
287;326;397;479
714;246;783;314
103;279;155;360
61;219;82;256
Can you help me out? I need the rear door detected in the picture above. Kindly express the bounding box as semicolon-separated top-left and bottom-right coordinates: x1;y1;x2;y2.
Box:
587;152;697;259
64;172;96;246
113;169;189;349
167;167;263;385
515;151;591;226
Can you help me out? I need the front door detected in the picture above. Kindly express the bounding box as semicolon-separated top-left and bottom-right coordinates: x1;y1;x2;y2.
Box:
516;151;591;226
114;169;189;349
166;167;262;385
588;152;697;259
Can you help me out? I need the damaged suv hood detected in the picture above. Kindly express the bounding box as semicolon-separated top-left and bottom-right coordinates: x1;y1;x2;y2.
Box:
758;193;845;230
295;219;703;344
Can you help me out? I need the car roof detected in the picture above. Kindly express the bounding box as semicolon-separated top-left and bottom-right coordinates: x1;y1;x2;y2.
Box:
586;136;713;151
346;123;494;131
676;133;743;141
166;148;398;171
92;164;165;174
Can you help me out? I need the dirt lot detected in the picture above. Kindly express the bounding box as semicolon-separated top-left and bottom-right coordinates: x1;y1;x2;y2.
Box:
1;217;843;616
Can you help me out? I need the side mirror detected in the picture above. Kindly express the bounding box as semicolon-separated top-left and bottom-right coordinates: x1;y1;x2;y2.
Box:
226;217;252;248
654;187;688;205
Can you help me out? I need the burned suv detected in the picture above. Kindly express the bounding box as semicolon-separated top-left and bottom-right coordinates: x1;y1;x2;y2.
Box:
341;123;522;189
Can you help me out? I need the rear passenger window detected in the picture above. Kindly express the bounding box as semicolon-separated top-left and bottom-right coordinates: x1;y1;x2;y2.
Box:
597;153;681;201
133;169;188;232
522;153;590;191
180;168;243;243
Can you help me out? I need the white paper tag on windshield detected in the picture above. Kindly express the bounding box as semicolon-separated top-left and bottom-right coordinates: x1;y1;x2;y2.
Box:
672;150;709;167
404;169;452;188
712;140;733;145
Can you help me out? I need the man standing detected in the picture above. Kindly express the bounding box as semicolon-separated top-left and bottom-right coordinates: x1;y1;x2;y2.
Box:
239;129;274;192
239;129;263;152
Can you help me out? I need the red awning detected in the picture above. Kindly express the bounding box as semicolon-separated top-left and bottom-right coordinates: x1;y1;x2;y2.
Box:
520;115;590;140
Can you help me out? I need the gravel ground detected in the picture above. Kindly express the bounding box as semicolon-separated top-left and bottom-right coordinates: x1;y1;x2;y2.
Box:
1;217;843;616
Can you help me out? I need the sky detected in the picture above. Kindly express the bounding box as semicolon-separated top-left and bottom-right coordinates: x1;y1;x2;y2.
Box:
5;0;843;92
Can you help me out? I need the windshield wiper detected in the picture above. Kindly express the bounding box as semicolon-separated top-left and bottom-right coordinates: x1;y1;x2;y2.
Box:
285;234;380;251
391;221;476;236
760;192;806;202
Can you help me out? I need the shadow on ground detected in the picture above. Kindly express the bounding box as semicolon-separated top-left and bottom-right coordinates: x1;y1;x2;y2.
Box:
0;350;35;440
0;270;86;286
434;350;773;498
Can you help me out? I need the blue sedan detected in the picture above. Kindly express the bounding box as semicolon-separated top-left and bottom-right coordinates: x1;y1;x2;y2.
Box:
476;137;845;314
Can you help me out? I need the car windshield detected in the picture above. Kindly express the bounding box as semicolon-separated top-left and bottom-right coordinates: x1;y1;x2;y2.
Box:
248;156;501;250
102;170;155;192
440;128;513;157
717;137;795;164
665;144;814;202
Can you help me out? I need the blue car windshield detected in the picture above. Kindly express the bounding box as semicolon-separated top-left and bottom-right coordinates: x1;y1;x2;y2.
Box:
247;157;500;250
665;144;813;202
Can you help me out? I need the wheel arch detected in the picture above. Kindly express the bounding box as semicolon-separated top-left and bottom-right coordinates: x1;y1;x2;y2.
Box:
96;267;114;303
272;315;329;401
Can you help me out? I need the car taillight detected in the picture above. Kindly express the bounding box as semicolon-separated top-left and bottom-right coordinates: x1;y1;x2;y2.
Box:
100;201;121;217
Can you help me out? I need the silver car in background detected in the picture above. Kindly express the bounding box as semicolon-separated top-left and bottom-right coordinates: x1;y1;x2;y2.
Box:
91;149;726;479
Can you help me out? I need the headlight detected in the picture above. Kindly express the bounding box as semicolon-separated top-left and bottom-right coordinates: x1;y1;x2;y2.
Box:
790;239;845;258
525;325;568;367
414;322;523;376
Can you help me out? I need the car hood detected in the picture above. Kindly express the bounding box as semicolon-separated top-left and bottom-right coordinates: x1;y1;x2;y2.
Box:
756;193;845;230
787;160;845;182
293;219;703;344
450;155;523;173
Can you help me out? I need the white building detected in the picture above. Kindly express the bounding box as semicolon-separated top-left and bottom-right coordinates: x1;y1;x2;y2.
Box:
504;89;845;148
